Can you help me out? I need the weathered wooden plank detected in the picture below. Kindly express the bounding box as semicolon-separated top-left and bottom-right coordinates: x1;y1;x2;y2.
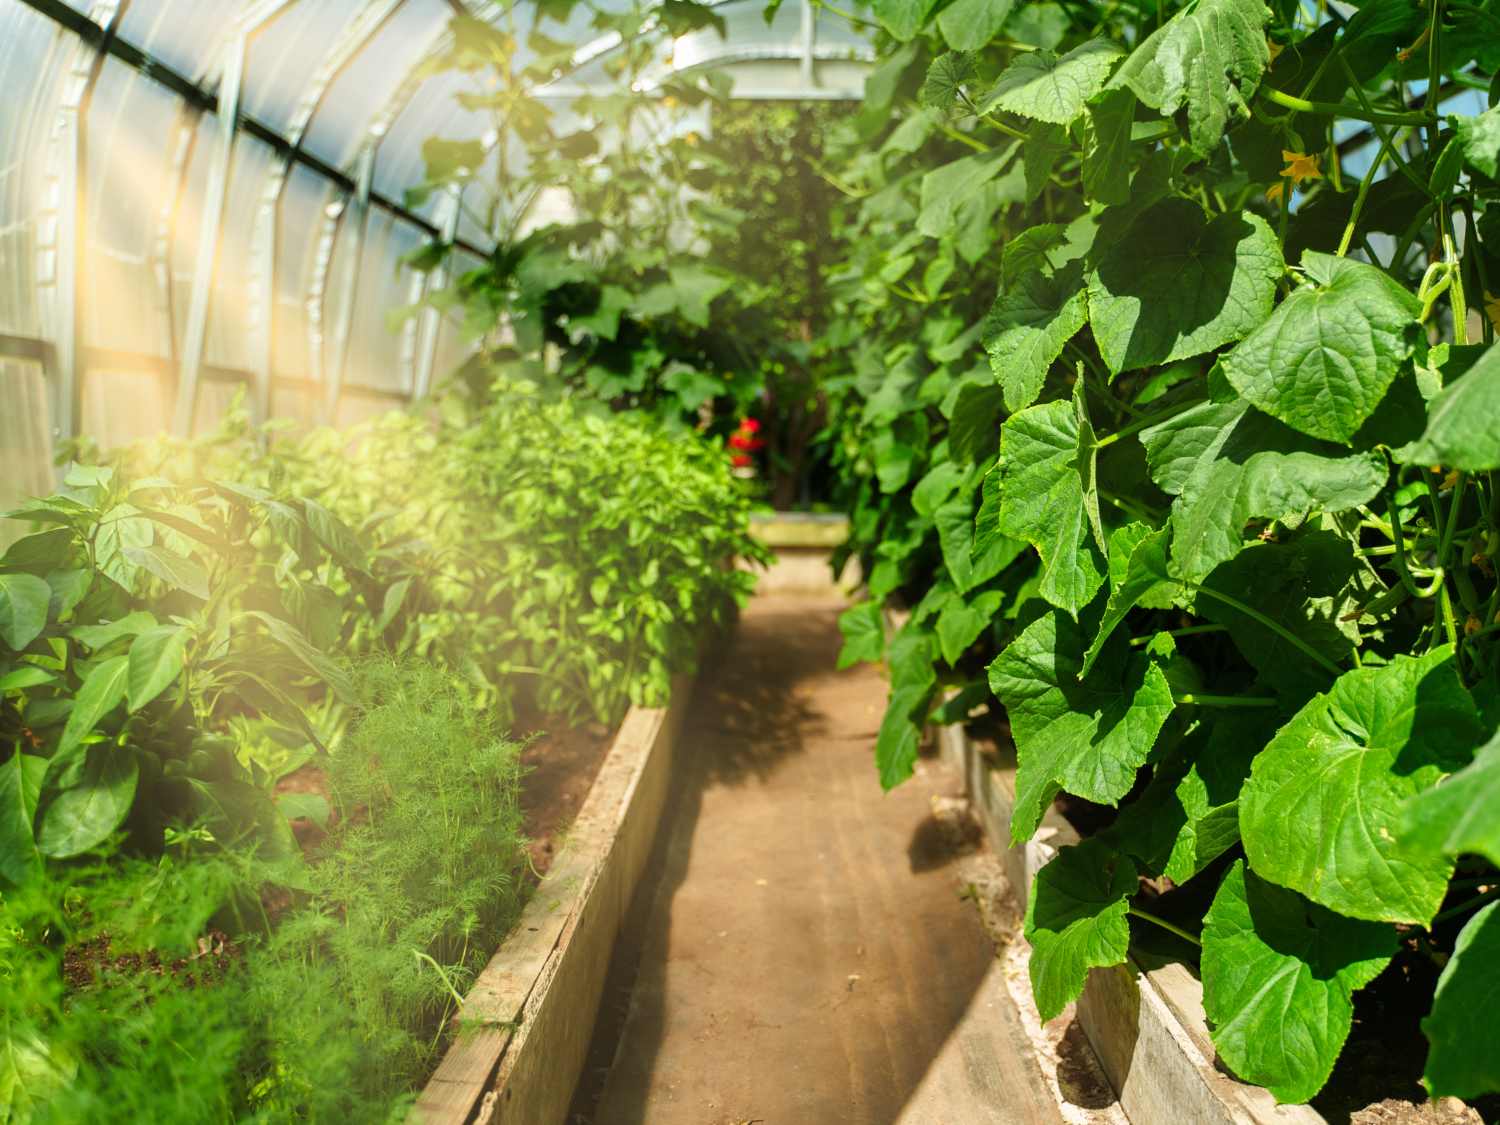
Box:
411;678;692;1125
749;511;850;548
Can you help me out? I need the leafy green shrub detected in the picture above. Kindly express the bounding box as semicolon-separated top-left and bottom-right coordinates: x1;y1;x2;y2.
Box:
826;0;1500;1106
123;381;766;724
0;658;527;1124
0;464;370;873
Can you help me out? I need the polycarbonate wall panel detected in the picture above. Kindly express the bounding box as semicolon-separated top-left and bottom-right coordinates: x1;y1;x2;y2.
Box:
81;366;169;451
300;0;450;170
372;71;492;218
118;0;236;84
0;4;65;338
345;214;428;395
431;248;485;388
0;360;53;545
82;57;180;355
243;0;365;134
1;0;871;466
272;165;334;380
203;134;278;372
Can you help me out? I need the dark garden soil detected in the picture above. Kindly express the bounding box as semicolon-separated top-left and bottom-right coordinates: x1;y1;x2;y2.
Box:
512;710;616;876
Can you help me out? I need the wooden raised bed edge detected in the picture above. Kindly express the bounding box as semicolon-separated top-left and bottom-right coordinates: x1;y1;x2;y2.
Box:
749;512;861;595
412;674;695;1125
934;721;1325;1125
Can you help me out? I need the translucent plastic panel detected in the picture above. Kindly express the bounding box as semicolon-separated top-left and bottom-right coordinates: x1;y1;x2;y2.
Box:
430;249;484;388
118;0;239;85
371;69;490;219
343;213;428;394
270;382;313;425
165;116;273;374
0;2;69;337
82;56;180;355
243;0;365;134
272;165;336;379
203;132;277;371
672;0;808;73
334;388;402;429
0;360;54;543
191;376;245;436
80;366;169;449
301;0;450;171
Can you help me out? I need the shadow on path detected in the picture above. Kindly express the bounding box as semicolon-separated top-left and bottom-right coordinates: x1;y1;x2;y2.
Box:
569;594;1059;1125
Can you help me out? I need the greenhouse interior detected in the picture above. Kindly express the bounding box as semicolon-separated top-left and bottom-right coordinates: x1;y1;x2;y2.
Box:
2;0;1500;1121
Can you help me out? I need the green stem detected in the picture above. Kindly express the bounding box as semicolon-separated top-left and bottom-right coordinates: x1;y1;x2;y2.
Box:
937;122;988;153
1131;623;1229;643
1430;886;1500;929
1259;85;1433;126
1192;586;1345;677
1129;906;1202;948
1337;141;1385;258
1095;397;1206;449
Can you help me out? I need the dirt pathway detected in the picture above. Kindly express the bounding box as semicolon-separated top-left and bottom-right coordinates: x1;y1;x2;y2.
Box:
570;594;1063;1125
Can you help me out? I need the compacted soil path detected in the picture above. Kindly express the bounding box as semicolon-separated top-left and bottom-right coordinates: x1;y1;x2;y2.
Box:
570;593;1062;1125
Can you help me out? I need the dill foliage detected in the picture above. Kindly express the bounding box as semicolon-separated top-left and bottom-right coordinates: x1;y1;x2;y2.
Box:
0;659;528;1123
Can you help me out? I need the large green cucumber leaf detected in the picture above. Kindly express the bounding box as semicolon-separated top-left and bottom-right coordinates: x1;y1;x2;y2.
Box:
1202;861;1396;1103
1239;647;1487;924
1087;201;1283;375
837;602;885;668
1456;104;1500;178
985;264;1089;412
936;495;1027;594
1400;341;1500;471
1024;839;1137;1020
1081;88;1136;205
996;398;1106;615
869;0;936;40
1142;400;1388;583
989;614;1175;843
1106;712;1272;884
1401;729;1500;868
936;588;1005;665
1194;531;1357;703
984;38;1124;125
918;144;1017;239
877;627;938;790
1221;252;1421;444
1421;901;1500;1098
937;0;1015;51
1080;522;1173;677
1108;0;1272;154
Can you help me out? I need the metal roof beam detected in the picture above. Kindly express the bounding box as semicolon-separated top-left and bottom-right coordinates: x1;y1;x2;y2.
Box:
14;0;491;259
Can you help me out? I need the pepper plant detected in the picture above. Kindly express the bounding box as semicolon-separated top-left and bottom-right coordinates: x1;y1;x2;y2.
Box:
824;0;1500;1103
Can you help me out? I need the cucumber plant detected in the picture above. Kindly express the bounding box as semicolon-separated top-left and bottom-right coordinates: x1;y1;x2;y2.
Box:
827;0;1500;1102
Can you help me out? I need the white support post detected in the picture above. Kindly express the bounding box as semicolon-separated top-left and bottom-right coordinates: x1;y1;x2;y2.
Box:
171;30;246;437
322;145;375;425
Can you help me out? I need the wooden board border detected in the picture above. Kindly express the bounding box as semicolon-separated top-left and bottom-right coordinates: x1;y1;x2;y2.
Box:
412;675;695;1125
935;721;1326;1125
